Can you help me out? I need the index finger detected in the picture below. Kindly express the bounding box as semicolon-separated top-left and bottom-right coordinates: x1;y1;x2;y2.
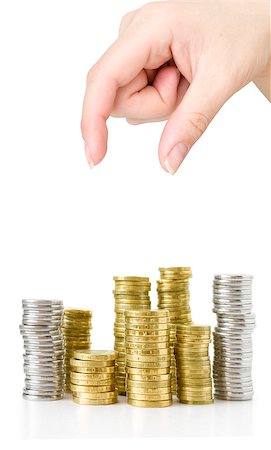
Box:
81;34;151;167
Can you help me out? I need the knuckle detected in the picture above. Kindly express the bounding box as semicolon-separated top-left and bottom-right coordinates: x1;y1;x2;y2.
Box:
185;112;209;140
86;64;101;85
119;11;135;34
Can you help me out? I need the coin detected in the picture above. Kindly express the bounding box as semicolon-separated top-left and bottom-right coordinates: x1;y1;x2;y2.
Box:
127;399;172;408
113;276;151;395
213;274;255;401
61;308;92;391
175;323;213;404
20;299;65;400
73;396;118;405
124;309;172;407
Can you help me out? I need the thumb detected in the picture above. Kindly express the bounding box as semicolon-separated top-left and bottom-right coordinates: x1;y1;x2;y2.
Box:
159;74;232;174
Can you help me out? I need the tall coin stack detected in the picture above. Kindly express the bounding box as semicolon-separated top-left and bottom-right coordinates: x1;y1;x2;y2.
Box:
113;276;151;395
175;324;213;404
62;309;92;391
213;274;255;400
70;350;118;405
157;267;193;395
125;310;172;408
20;299;65;400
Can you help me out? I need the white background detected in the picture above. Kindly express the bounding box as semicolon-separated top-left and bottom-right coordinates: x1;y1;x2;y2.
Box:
0;0;270;445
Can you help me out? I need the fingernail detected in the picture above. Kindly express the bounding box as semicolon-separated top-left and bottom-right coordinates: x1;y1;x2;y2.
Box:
84;143;95;169
164;143;189;175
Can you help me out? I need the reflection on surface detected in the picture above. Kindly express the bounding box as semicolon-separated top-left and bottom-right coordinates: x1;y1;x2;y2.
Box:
20;395;254;439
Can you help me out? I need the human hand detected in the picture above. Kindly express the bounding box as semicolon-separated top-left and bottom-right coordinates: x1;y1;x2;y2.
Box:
81;0;270;174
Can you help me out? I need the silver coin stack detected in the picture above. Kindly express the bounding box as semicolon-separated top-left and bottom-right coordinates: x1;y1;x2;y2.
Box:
213;275;256;401
19;299;65;400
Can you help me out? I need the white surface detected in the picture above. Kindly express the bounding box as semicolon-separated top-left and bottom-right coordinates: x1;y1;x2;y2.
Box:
19;395;255;439
0;0;270;442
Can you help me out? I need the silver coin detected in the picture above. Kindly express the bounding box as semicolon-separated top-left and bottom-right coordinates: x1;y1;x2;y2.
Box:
20;325;60;332
214;274;253;280
23;354;64;361
23;392;64;401
22;337;63;345
25;374;65;382
23;388;64;396
22;299;63;305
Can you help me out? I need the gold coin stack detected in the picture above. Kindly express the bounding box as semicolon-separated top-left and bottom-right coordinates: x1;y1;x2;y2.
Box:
70;350;118;405
175;324;213;405
169;324;177;395
113;276;151;395
61;309;92;391
157;267;192;395
125;310;172;408
157;267;193;324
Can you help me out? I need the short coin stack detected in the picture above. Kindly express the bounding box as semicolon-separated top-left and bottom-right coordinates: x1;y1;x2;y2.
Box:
20;299;65;400
125;310;172;408
213;274;255;400
62;309;92;391
70;350;118;405
175;324;213;404
157;267;193;395
113;276;151;395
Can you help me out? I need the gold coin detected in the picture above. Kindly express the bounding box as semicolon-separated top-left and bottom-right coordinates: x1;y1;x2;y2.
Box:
181;380;212;387
72;350;115;361
73;396;118;405
70;358;115;368
70;378;116;386
178;395;213;401
126;355;171;363
125;323;169;330
125;329;169;336
126;361;170;369
113;276;149;281
176;355;210;361
71;366;115;374
125;342;169;350
125;336;169;343
125;318;169;325
126;367;170;375
178;371;211;378
177;324;211;331
180;399;214;405
74;390;118;400
125;309;168;317
128;393;172;401
127;384;171;392
180;386;212;392
64;308;92;316
127;374;171;382
70;384;115;393
126;348;169;356
127;398;172;408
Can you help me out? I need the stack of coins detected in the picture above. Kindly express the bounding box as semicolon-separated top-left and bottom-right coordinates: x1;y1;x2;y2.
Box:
125;310;172;408
113;276;151;395
169;324;177;395
213;274;255;401
157;267;193;395
175;324;213;404
61;309;92;391
157;267;192;325
20;299;65;400
70;350;118;405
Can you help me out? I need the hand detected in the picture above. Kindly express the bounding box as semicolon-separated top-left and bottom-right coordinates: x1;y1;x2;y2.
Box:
81;0;270;174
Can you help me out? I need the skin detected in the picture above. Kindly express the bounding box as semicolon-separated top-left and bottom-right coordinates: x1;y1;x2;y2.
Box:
81;0;271;174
